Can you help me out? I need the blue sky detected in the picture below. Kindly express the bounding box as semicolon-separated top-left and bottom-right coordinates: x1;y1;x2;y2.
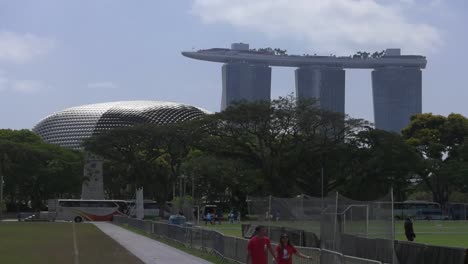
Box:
0;0;467;129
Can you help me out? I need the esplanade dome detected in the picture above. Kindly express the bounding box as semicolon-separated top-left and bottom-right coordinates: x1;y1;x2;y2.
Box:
33;100;209;150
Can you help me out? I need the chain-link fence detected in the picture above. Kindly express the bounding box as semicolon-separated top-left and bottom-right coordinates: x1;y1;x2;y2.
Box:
113;215;383;264
447;203;468;220
246;192;397;264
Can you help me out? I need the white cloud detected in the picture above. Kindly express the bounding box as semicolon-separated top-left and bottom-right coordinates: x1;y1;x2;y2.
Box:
0;31;55;63
191;0;442;54
87;82;118;89
0;69;7;91
11;80;46;94
0;75;7;92
0;70;47;94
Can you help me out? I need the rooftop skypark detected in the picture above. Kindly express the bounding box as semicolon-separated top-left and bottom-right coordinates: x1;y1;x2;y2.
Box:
182;43;426;69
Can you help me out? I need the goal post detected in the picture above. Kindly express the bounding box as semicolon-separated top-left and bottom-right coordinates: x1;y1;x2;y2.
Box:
342;204;369;237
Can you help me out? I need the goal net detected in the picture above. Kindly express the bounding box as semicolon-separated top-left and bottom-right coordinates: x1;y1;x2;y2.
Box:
246;190;398;264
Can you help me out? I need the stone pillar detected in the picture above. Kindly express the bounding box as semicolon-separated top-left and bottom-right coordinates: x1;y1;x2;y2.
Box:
221;62;271;111
81;152;105;199
295;66;345;114
372;67;422;132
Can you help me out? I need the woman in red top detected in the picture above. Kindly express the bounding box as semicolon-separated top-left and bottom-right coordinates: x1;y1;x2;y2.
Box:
275;233;311;264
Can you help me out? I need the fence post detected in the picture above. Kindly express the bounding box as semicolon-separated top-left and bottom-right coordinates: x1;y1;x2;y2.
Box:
268;195;272;237
201;227;204;249
463;204;466;221
366;204;369;238
300;231;303;247
234;237;238;261
333;191;339;251
189;226;192;248
391;187;395;264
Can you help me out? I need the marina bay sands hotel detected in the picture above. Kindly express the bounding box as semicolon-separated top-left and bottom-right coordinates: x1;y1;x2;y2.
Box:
182;43;427;132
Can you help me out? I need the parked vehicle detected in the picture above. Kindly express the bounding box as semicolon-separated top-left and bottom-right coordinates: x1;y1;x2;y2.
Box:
168;214;187;226
50;199;126;222
127;200;171;218
415;208;448;220
394;201;448;220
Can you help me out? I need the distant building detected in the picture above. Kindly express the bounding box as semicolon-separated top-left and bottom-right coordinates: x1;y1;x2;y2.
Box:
33;100;209;199
33;100;209;150
183;44;427;132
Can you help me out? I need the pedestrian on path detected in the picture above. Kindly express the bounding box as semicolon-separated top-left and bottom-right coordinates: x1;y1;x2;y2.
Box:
275;233;311;264
247;225;277;264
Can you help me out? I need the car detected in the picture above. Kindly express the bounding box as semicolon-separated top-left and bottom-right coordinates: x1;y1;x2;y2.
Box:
168;214;187;226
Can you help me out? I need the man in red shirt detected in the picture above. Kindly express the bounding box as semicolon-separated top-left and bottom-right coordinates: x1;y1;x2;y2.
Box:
247;225;277;264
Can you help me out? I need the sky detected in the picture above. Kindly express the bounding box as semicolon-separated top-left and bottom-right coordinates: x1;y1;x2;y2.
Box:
0;0;467;129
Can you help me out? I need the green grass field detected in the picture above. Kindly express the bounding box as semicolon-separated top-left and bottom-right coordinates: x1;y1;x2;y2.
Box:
0;222;143;264
201;220;468;248
395;220;468;248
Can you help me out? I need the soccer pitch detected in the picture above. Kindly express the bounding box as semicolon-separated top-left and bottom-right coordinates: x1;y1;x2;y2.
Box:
395;220;468;248
202;220;468;248
0;222;143;264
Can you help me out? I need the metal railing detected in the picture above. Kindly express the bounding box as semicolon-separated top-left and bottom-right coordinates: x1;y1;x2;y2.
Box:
113;215;382;264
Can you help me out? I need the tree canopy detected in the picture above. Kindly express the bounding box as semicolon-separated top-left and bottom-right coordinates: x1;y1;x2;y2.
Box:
3;106;466;213
81;96;441;211
0;129;83;211
402;113;468;206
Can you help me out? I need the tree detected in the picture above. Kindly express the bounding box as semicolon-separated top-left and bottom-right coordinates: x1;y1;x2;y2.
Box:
197;98;304;196
84;122;204;212
182;151;257;214
402;113;468;206
84;125;172;205
0;129;83;210
196;96;369;198
291;98;367;196
339;128;422;200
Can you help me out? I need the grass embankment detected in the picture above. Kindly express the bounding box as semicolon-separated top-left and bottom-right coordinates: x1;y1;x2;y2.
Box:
0;222;143;264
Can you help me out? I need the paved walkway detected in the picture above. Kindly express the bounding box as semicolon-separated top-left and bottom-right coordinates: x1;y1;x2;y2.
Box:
93;222;212;264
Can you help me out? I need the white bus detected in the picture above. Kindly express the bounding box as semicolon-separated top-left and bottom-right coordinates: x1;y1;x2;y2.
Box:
51;199;127;222
394;201;447;220
127;200;171;218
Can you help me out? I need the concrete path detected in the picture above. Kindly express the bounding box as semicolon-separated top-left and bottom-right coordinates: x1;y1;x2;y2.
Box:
93;222;212;264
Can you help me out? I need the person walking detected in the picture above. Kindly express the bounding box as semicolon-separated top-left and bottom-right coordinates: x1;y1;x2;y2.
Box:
275;233;311;264
229;210;235;224
404;217;416;241
205;212;212;225
247;225;277;264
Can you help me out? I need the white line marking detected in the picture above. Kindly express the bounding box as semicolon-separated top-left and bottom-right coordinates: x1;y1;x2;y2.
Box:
72;222;80;264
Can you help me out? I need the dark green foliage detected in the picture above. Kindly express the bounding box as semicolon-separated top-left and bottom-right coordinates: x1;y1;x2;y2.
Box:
402;113;468;206
339;129;422;200
84;122;203;210
82;97;468;208
0;129;83;210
